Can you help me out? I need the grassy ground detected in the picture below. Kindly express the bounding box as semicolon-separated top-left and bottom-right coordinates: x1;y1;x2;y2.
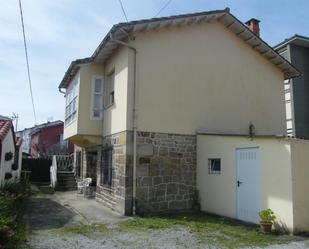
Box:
0;181;30;249
118;213;294;249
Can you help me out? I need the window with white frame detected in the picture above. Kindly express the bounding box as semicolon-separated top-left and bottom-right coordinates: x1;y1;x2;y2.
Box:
91;75;104;119
208;158;221;174
107;71;115;106
65;79;78;124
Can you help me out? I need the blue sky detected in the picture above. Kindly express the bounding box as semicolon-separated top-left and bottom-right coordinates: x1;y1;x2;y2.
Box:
0;0;308;130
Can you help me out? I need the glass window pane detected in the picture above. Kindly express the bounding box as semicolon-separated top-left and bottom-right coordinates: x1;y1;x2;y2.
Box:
93;94;102;109
94;78;102;93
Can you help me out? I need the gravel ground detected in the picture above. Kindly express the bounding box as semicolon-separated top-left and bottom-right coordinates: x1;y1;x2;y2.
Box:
28;228;309;249
25;188;309;249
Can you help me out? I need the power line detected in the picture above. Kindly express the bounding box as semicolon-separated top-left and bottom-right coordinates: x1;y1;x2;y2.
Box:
118;0;129;22
154;0;172;17
18;0;37;124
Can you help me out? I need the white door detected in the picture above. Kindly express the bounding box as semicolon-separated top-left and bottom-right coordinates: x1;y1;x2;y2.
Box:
236;147;260;224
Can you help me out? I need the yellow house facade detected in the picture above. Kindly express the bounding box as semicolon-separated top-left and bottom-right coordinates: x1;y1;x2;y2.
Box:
58;8;304;226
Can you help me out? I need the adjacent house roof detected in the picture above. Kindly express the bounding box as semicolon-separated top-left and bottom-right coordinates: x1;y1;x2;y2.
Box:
29;120;63;136
59;8;300;89
274;34;309;50
0;118;13;142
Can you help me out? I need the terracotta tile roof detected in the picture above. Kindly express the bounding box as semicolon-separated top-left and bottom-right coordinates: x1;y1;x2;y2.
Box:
0;119;13;142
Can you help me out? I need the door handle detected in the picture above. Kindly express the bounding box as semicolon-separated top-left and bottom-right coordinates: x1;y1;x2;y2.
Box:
237;180;242;187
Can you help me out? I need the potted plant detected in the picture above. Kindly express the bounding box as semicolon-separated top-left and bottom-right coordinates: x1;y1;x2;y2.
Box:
258;209;276;232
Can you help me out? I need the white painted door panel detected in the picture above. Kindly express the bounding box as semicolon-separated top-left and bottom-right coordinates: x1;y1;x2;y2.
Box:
236;148;260;224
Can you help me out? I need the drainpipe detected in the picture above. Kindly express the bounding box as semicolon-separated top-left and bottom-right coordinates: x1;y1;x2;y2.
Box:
111;36;138;216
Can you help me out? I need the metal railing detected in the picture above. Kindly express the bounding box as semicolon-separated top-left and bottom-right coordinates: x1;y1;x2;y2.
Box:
50;153;75;188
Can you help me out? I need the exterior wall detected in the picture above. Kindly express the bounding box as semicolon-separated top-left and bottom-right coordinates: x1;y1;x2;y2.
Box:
197;135;294;230
289;45;309;138
291;139;309;231
130;21;285;135
78;64;104;136
103;47;130;136
96;131;133;215
30;123;69;157
135;132;196;213
0;130;16;184
16;129;32;154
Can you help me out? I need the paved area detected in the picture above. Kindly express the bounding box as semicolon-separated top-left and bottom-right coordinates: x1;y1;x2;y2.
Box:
25;186;126;229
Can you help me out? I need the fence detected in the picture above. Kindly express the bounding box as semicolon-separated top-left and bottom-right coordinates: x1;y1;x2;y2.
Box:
22;158;52;182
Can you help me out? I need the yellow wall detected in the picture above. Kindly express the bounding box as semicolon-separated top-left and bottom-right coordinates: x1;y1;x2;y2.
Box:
103;47;130;136
130;22;285;135
291;139;309;232
63;64;106;146
197;135;294;230
78;63;104;136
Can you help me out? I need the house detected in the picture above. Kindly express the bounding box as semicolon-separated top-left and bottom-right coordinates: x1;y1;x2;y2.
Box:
58;8;308;231
274;35;309;138
0;116;23;185
28;120;73;158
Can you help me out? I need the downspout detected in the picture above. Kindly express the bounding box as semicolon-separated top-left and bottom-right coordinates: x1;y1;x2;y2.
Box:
111;36;138;215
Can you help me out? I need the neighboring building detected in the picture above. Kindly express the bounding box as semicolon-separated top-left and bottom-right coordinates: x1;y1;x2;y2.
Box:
0;116;23;184
16;127;33;155
28;121;73;158
59;8;303;230
274;35;309;138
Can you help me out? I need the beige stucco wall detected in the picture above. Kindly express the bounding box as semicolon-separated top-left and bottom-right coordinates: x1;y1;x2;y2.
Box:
64;64;107;146
197;135;294;230
291;139;309;232
130;21;285;135
78;64;104;136
0;129;15;184
103;47;130;136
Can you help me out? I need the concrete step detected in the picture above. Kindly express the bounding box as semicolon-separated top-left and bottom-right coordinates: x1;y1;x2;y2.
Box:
55;171;77;191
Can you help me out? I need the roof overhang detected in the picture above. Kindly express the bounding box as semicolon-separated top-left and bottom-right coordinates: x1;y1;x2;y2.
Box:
59;8;300;89
274;35;309;51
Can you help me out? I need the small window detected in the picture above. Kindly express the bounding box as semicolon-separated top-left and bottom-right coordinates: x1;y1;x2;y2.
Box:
91;76;104;120
107;71;115;106
208;158;221;174
101;147;113;186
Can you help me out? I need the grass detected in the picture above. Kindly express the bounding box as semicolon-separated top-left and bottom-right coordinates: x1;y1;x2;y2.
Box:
55;224;108;237
0;180;31;249
119;212;293;249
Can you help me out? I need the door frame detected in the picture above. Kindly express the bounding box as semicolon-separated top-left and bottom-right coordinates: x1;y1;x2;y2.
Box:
235;147;260;223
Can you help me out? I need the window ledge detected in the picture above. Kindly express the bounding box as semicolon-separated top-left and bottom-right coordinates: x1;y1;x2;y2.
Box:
104;103;115;110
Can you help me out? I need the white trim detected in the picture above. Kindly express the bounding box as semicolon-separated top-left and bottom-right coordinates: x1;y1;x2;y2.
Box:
90;75;104;120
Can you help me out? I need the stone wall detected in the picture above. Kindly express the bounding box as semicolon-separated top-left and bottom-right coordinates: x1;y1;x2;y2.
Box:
136;132;197;213
96;131;133;215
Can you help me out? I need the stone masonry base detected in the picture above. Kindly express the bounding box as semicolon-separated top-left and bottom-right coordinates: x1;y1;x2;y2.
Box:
95;130;197;215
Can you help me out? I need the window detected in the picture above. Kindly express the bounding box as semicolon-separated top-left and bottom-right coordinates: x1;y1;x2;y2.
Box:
208;158;221;174
101;147;113;186
65;79;78;124
106;71;115;106
91;75;104;119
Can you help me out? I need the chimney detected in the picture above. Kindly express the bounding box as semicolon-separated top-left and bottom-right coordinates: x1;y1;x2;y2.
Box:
245;18;260;37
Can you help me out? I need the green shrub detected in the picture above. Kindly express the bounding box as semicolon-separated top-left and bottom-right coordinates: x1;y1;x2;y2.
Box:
0;181;30;248
259;209;276;223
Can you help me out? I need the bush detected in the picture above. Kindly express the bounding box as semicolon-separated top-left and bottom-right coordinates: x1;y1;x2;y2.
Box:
0;181;30;247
